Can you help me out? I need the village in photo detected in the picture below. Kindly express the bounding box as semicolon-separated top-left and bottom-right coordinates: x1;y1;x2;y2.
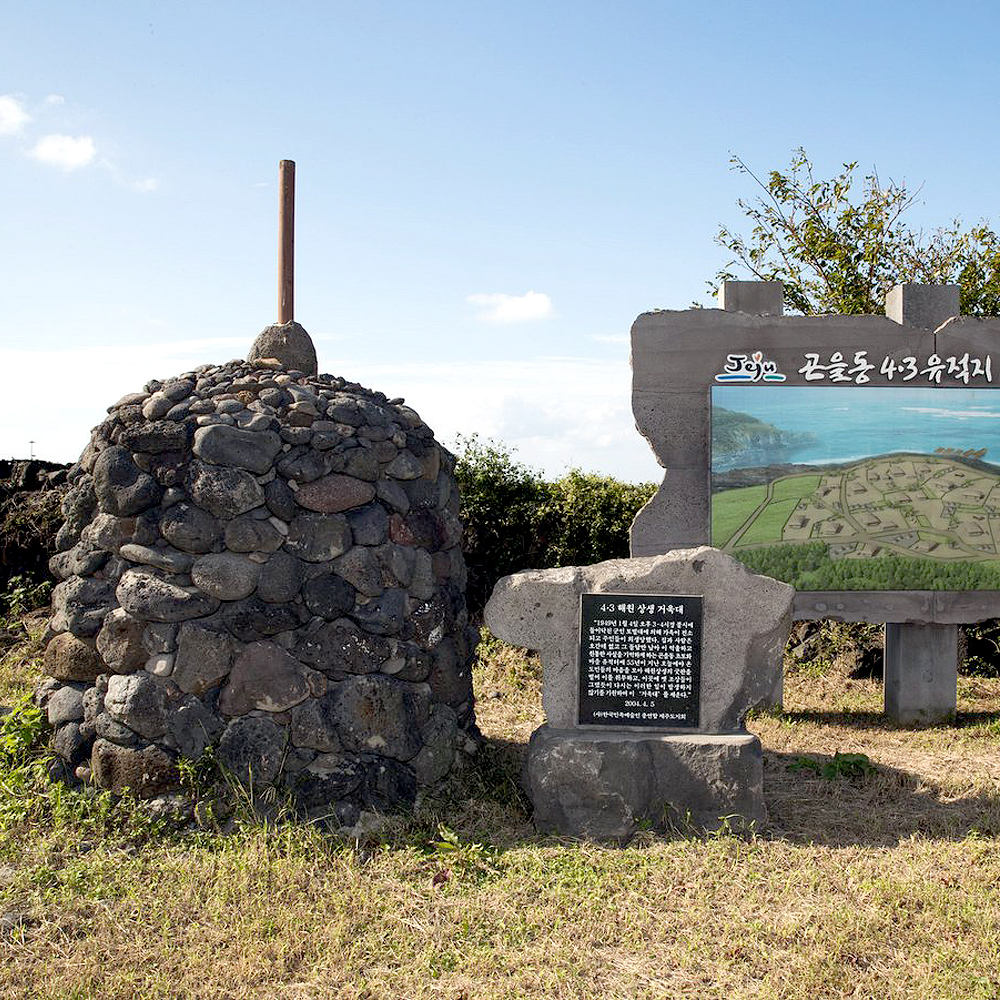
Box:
712;384;1000;590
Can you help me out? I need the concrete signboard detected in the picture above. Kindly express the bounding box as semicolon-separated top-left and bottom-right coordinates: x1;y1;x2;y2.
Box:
630;282;1000;622
630;281;1000;725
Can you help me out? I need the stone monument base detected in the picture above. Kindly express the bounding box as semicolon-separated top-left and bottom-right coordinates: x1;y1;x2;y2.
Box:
523;726;765;840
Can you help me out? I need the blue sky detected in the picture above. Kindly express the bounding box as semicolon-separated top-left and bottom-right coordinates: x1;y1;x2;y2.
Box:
2;1;998;480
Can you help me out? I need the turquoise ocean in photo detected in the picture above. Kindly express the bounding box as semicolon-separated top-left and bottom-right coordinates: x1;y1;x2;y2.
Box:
712;385;1000;471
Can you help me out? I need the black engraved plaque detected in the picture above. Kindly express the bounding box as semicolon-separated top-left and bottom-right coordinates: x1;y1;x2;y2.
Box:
578;593;702;728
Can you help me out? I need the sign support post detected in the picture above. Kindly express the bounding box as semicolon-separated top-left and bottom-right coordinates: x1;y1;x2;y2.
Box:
880;284;963;724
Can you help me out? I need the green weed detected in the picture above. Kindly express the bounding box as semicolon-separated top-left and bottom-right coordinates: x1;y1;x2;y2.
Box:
788;751;876;780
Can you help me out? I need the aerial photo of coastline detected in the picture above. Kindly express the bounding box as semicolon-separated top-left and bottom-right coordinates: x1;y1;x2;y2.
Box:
711;385;1000;590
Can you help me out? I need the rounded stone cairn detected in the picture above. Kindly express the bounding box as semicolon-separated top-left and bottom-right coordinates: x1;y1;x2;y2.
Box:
38;358;477;825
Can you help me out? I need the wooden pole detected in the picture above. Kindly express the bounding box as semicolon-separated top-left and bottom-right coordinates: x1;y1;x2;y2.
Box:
278;159;295;323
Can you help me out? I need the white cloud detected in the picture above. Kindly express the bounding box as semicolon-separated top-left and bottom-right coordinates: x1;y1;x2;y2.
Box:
29;133;97;171
340;355;663;483
0;338;247;463
0;342;662;484
466;290;554;324
43;94;65;106
0;95;30;135
133;177;159;193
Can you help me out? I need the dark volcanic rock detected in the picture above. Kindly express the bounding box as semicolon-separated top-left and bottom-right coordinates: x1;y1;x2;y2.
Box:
39;358;475;817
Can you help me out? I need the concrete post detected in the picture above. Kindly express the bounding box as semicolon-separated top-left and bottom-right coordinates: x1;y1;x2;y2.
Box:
885;283;959;330
718;280;784;316
717;280;785;710
883;283;963;724
884;623;958;725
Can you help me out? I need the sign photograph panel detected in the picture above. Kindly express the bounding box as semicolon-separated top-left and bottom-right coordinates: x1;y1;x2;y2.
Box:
712;383;1000;591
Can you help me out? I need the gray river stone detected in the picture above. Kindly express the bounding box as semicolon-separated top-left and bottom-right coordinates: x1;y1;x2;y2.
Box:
247;321;318;377
43;632;103;682
347;504;389;546
172;622;235;695
116;569;220;623
82;513;137;553
158;502;221;554
167;696;222;759
56;477;97;551
224;515;283;553
93;446;162;516
332;674;427;761
375;479;409;514
186;461;265;518
142;623;178;655
118;420;190;455
104;672;173;740
385;451;423;481
295;620;390;675
96;607;148;674
293;473;376;514
192;424;282;474
349;589;407;637
302;573;356;621
289;693;342;752
215;716;286;785
49;540;109;580
119;543;194;573
219;641;312;715
375;543;415;590
332;547;383;597
285;513;351;562
50;577;116;637
410;704;459;785
191;552;261;601
91;738;179;796
256;550;303;604
264;478;298;520
222;598;307;642
47;685;85;726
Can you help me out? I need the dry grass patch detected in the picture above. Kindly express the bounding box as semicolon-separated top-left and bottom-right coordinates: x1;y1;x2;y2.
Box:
0;624;998;999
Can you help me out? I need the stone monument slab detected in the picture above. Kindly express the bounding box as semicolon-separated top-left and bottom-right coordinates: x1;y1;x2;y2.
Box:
485;546;793;732
484;546;793;838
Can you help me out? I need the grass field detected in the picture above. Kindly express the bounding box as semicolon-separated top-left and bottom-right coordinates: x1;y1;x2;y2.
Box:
1;615;999;999
711;485;766;547
769;474;822;504
712;475;821;549
739;497;800;546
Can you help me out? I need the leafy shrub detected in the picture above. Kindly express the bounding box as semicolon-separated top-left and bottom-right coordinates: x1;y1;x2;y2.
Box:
0;475;66;594
454;436;656;618
1;574;52;622
0;695;48;768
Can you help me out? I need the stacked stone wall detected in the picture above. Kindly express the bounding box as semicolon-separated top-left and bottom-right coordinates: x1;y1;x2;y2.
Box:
38;359;477;823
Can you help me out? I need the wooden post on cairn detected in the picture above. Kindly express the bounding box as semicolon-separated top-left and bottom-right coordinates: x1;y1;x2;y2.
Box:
247;159;318;376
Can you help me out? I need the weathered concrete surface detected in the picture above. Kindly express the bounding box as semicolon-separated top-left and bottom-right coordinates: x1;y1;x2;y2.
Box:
524;727;765;839
884;623;958;725
791;590;1000;624
717;280;783;315
885;283;959;330
484;546;793;731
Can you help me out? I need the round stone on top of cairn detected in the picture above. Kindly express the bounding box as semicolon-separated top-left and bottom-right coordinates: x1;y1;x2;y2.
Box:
247;321;318;376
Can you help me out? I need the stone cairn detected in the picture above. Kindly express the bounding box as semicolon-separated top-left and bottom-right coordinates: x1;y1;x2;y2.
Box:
37;337;477;825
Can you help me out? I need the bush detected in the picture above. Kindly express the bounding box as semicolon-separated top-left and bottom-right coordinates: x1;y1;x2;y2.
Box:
454;436;656;618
